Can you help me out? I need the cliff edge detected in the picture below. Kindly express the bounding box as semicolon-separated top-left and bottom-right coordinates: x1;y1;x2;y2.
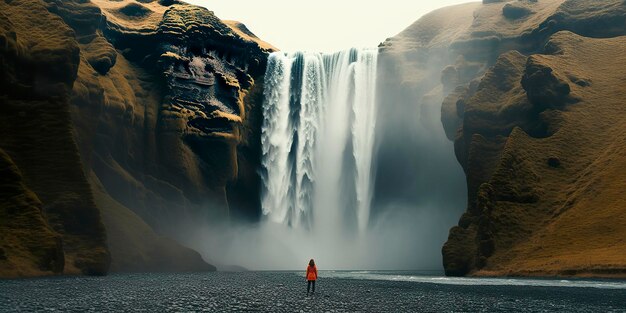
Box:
382;0;626;277
0;0;272;277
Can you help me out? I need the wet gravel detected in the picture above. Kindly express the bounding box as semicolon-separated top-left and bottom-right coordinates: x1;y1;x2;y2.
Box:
1;271;625;312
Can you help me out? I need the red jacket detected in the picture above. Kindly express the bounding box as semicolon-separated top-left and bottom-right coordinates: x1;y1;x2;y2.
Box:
306;265;317;281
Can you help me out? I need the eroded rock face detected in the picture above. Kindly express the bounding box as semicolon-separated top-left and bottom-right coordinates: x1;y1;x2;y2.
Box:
1;0;272;276
502;3;533;20
83;36;117;75
83;1;271;229
154;5;262;198
70;0;272;268
0;0;110;277
521;56;575;110
383;0;626;277
0;149;65;277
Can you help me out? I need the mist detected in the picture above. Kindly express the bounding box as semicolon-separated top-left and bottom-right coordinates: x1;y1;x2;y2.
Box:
176;43;467;271
186;200;460;270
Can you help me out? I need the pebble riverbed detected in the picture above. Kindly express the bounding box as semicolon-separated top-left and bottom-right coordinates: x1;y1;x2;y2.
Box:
1;271;625;312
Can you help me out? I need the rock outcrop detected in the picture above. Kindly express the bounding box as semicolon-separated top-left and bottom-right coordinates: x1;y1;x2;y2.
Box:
4;0;624;279
73;0;271;235
1;0;272;277
382;0;626;277
0;0;109;276
446;32;626;278
0;150;65;277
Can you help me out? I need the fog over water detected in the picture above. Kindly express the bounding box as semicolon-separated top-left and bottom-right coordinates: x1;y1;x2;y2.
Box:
185;46;467;270
167;0;471;271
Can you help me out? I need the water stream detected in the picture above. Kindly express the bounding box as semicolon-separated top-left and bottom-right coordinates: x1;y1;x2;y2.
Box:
261;48;378;233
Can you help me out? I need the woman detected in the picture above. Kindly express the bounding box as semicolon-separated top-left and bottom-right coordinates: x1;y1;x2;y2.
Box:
306;259;317;294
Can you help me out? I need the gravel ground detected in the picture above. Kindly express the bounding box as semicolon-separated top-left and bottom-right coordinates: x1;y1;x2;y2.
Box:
1;271;625;312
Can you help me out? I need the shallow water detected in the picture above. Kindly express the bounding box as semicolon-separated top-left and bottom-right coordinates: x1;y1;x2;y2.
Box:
1;271;625;312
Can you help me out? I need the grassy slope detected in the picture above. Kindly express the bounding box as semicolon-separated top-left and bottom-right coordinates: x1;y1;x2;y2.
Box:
0;150;63;278
384;0;626;277
443;31;626;278
90;172;215;272
475;33;626;277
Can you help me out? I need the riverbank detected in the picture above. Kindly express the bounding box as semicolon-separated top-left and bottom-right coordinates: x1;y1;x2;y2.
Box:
1;271;625;312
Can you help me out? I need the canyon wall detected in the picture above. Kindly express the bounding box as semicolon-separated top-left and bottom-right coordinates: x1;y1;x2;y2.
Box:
382;0;626;277
0;0;272;277
2;0;625;278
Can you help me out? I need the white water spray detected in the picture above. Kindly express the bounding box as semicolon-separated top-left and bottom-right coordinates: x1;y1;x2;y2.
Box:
192;47;467;271
261;48;378;233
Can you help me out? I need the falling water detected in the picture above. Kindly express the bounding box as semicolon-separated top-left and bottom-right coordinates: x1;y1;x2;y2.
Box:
261;48;378;233
192;46;465;270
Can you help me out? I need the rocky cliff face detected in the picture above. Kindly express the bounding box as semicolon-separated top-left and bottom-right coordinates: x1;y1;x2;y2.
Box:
0;0;109;277
0;0;272;277
69;0;271;236
382;0;626;277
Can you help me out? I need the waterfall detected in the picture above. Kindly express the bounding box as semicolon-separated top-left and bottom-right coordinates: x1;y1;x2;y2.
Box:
197;46;465;270
261;48;378;232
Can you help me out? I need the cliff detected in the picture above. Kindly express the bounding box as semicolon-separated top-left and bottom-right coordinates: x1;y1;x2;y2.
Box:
0;0;272;277
4;0;624;279
382;0;626;277
0;0;109;277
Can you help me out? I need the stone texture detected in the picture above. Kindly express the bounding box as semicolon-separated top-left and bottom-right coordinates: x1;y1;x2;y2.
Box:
0;0;109;277
0;0;273;277
69;0;273;272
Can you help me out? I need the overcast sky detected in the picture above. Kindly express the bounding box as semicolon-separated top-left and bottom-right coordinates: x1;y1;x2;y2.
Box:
185;0;476;52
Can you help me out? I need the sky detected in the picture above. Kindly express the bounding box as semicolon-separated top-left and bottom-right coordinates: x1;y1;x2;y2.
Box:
185;0;476;52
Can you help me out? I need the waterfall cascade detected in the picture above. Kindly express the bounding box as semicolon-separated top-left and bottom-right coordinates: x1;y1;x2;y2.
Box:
261;48;378;233
197;47;465;270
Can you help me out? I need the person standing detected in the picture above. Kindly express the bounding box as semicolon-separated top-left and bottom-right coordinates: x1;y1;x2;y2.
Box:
306;259;317;294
